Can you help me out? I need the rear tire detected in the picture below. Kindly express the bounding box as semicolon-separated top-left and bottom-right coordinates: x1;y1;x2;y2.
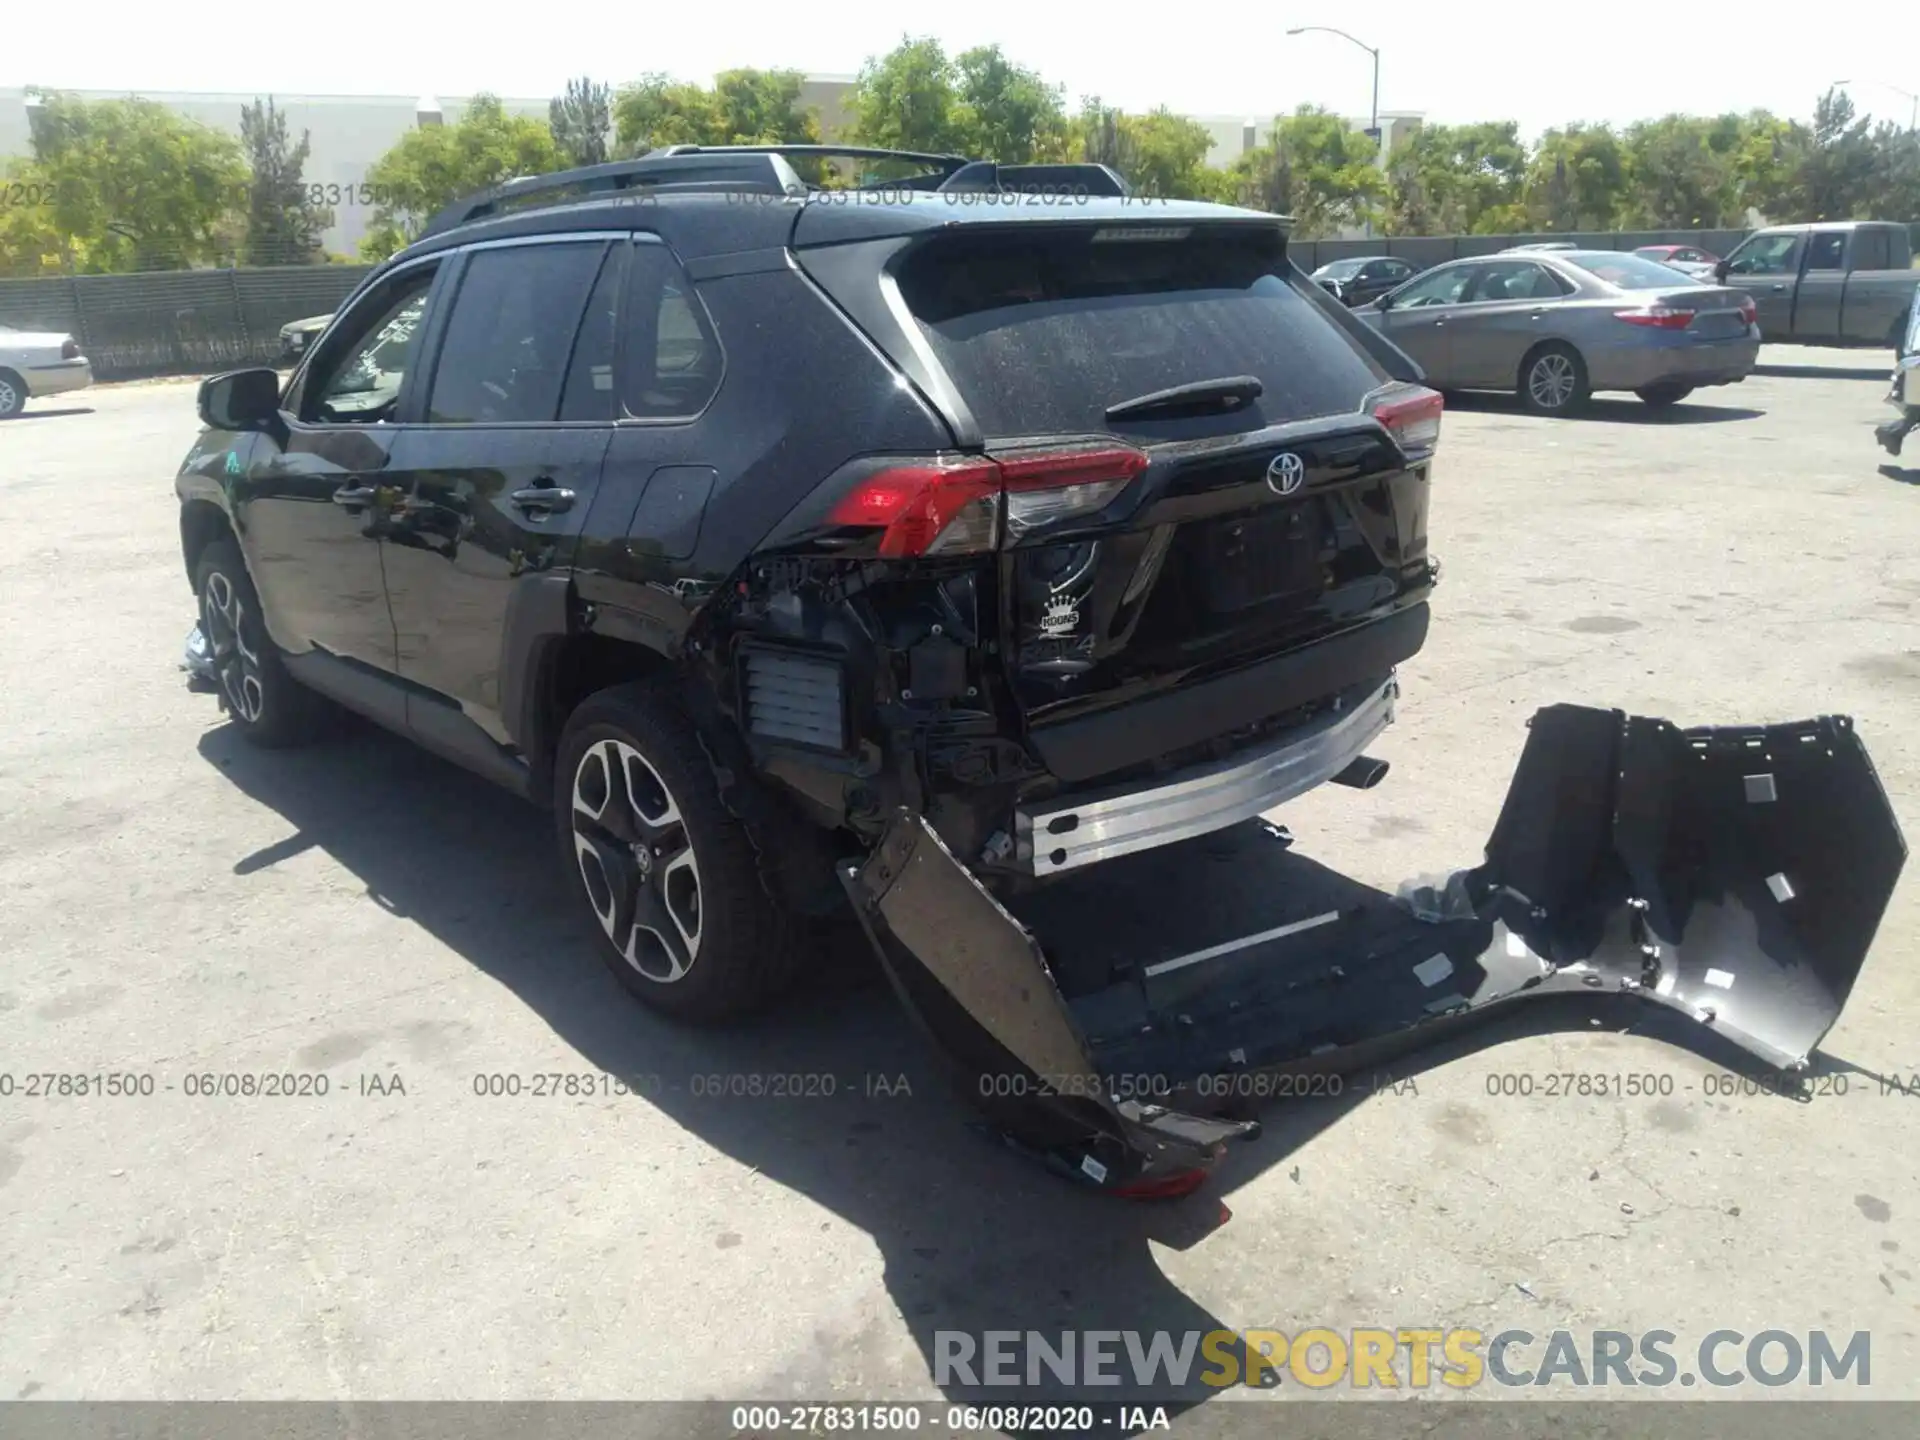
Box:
193;538;328;747
0;370;25;419
1636;383;1694;409
554;682;797;1022
1519;343;1590;416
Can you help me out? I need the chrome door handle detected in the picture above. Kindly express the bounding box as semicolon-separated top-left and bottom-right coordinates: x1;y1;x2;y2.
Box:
331;485;380;508
509;485;576;515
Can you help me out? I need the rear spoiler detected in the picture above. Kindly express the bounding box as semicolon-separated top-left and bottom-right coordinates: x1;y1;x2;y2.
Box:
842;705;1905;1192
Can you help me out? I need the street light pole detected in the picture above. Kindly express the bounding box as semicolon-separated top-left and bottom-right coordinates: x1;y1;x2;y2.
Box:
1287;25;1382;157
1832;78;1919;132
1287;25;1383;237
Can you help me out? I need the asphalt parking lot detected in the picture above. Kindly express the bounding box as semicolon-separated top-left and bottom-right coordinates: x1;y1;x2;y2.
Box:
1;351;1916;1414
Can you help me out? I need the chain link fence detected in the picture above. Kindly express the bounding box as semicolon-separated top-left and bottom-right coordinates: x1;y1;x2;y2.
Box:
0;265;372;378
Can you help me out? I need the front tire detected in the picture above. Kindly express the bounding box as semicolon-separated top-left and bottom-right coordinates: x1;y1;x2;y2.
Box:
555;683;796;1022
1519;343;1590;416
193;538;327;747
1636;383;1694;409
0;370;25;419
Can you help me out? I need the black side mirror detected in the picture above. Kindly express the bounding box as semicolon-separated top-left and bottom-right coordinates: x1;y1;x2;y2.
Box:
198;367;282;431
1713;259;1732;283
1374;291;1394;312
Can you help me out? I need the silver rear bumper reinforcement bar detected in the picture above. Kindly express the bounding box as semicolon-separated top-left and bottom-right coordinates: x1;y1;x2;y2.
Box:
1015;678;1397;875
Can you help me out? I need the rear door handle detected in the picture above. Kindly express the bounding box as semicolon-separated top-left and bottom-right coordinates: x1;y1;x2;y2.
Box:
509;484;576;515
332;485;380;508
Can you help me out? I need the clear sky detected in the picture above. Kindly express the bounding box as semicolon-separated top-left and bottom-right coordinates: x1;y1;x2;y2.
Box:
13;2;1920;139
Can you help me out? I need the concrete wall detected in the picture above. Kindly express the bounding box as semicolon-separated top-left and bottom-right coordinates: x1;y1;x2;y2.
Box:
1;87;550;256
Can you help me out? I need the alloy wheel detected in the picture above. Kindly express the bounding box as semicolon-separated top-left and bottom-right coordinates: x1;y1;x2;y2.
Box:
202;570;264;723
0;378;20;417
1527;353;1578;411
570;738;703;984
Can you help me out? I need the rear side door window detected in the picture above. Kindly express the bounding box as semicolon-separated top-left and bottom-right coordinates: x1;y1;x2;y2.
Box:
622;239;723;420
1853;228;1891;272
1805;232;1847;273
425;241;609;424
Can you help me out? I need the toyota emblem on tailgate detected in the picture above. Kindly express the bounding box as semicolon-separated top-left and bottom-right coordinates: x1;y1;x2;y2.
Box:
1267;452;1306;495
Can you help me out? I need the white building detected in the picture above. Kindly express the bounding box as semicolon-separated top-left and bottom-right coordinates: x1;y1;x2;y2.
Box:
0;83;1419;256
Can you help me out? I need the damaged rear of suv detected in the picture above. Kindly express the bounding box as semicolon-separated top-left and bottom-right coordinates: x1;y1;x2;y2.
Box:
178;149;1907;1196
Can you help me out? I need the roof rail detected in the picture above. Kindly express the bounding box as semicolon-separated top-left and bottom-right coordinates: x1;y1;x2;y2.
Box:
418;152;808;239
653;143;970;174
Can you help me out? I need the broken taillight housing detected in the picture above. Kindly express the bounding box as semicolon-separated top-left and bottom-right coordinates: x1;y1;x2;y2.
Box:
826;445;1149;557
61;337;80;360
1614;305;1696;330
1366;381;1444;456
1737;298;1758;328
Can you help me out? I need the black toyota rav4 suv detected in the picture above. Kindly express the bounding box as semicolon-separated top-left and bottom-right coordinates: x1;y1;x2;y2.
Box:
178;147;1903;1194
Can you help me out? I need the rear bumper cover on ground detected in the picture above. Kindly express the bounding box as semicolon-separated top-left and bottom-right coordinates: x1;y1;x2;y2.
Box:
842;704;1905;1191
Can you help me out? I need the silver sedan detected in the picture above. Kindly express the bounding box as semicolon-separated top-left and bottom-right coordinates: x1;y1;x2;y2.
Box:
1359;251;1760;414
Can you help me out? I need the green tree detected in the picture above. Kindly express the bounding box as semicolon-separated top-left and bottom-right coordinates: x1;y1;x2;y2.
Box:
1523;123;1629;231
1232;106;1384;235
550;77;612;167
358;94;560;259
16;93;247;271
848;37;966;154
1782;88;1883;221
612;70;818;155
1382;122;1525;234
1076;101;1226;200
952;46;1069;162
239;97;328;266
0;158;74;275
1619;114;1742;228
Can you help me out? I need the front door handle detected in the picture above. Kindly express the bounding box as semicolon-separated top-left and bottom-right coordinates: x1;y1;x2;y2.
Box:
1771;283;1787;292
331;485;380;509
510;484;576;516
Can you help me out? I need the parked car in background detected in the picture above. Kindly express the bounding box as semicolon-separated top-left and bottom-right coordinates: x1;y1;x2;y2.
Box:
1631;244;1721;282
0;322;92;418
1715;221;1918;349
1361;250;1758;414
278;313;333;363
1309;255;1419;307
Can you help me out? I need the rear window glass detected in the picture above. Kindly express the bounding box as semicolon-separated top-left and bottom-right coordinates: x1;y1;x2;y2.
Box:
1565;252;1699;290
896;226;1387;437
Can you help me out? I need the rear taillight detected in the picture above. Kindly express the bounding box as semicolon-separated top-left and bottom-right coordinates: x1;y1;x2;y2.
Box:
1737;298;1758;327
1111;1167;1211;1200
1366;382;1443;454
825;445;1148;557
60;338;80;359
999;445;1149;542
1614;306;1695;330
824;457;1001;558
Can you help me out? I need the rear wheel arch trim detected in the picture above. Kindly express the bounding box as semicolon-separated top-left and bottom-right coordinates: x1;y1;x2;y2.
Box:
502;575;683;802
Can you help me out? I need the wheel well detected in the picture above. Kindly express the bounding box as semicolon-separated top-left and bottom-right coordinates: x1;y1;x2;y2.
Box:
528;633;676;792
179;501;235;585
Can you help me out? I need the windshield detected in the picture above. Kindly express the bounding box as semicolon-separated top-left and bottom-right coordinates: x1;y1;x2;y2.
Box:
1313;259;1367;279
1566;251;1702;290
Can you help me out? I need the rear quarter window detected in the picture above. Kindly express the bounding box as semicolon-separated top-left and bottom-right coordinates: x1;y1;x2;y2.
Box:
895;225;1388;437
